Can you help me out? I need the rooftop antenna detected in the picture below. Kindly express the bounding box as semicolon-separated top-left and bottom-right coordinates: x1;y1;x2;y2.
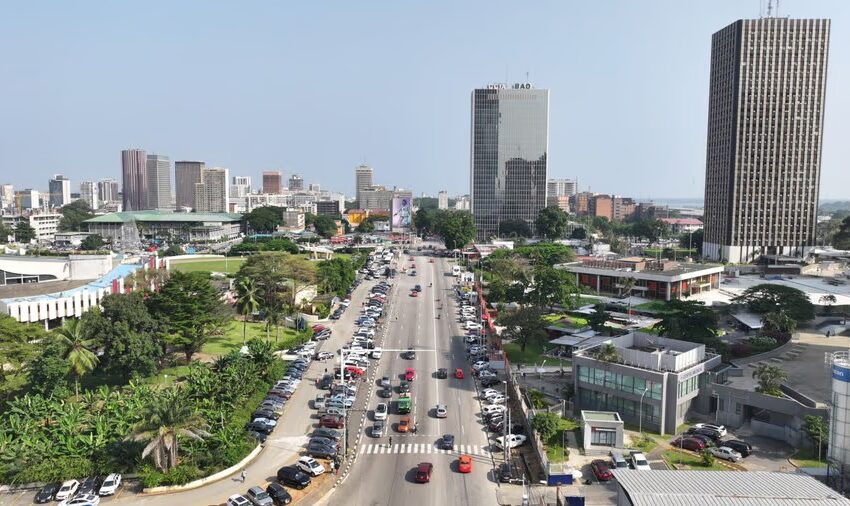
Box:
525;71;529;83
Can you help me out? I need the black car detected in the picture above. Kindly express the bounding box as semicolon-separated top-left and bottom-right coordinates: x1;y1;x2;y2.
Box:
266;482;292;505
398;381;410;394
78;476;102;495
253;408;280;420
377;387;393;398
247;421;274;434
317;374;333;390
722;439;752;457
436;368;448;379
309;436;338;448
277;466;311;489
33;482;60;503
440;434;455;450
687;427;721;442
305;441;337;459
247;430;268;442
498;462;516;483
311;428;342;441
401;348;416;360
480;377;501;388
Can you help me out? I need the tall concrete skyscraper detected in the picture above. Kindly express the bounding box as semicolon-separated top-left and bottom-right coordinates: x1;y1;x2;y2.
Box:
262;171;283;194
48;175;71;208
470;84;549;240
288;174;304;191
438;191;449;210
194;167;230;213
97;179;119;204
146;154;173;210
354;165;373;207
175;161;205;210
121;149;147;211
703;18;830;263
80;181;98;210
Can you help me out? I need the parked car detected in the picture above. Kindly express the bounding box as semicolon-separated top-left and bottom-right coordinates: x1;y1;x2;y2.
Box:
629;451;651;471
498;462;516;483
482;404;507;416
686;433;716;447
297;456;326;476
246;485;274;506
309;436;338;448
315;351;334;361
458;454;473;473
671;436;706;452
472;361;489;371
693;423;727;437
721;439;752;457
710;446;743;462
441;433;455;450
311;428;342;441
59;494;101;506
265;483;292;505
98;473;122;496
478;369;498;379
415;462;434;483
496;434;527;449
480;377;501;388
687;427;722;442
34;482;60;503
306;441;337;459
313;396;327;410
253;408;280;420
320;415;344;428
247;430;268;442
591;459;614;481
276;466;311;489
375;402;388;420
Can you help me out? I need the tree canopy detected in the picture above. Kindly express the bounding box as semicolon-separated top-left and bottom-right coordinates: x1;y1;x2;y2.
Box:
497;306;548;352
310;213;338;238
80;234;104;250
58;200;95;232
14;222;35;242
732;284;815;322
317;257;356;297
243;206;284;234
535;206;569;240
832;216;850;250
433;210;476;250
498;219;532;238
652;299;718;343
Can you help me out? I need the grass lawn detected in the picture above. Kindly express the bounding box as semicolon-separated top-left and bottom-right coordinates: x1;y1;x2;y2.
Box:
544;418;580;463
203;319;301;355
543;313;590;328
504;340;549;365
170;257;246;274
634;300;669;312
790;448;828;468
661;449;729;471
143;364;192;385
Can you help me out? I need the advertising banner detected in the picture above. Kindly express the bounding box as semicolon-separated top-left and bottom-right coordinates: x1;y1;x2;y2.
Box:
392;197;412;230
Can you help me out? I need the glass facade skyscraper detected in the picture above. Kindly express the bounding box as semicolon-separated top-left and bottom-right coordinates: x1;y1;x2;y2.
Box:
470;85;549;240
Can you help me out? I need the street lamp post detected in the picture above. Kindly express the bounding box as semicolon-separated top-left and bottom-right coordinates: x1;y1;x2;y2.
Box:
638;387;649;436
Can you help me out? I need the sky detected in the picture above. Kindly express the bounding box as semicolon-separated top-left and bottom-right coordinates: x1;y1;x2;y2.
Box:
0;0;848;201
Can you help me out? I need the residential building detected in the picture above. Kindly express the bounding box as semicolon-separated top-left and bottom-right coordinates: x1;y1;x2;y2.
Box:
470;84;548;240
573;332;722;434
230;176;252;199
612;196;636;221
659;218;703;235
703;18;831;263
561;257;723;300
194;167;229;213
308;183;321;192
546;178;577;207
634;202;670;220
121;148;148;211
590;194;613;219
1;210;62;241
262;171;283;194
16;189;40;210
438;191;449;210
454;194;471;211
288;174;304;191
85;210;242;243
551;195;570;213
354;165;373;206
0;185;13;210
97;179;119;204
145;154;173;210
174;161;205;211
282;209;305;231
48;175;71;208
571;191;593;216
79;181;98;210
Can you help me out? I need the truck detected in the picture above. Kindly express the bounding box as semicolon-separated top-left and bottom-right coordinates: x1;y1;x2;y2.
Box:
397;395;411;414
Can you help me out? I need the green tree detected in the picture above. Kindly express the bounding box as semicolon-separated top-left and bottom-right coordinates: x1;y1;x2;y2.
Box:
531;411;561;441
54;318;99;395
0;223;13;243
498;219;532;238
100;326;162;381
679;229;704;255
0;315;45;398
752;363;788;397
413;197;439;210
413;208;437;236
528;266;579;308
14;222;36;242
317;257;355;296
162;244;184;257
535;206;569;240
130;387;210;471
263;238;299;253
570;227;587;240
236;278;261;344
733;284;815;322
652;299;718;343
311;214;338;238
27;342;71;396
243;206;284;234
587;304;610;333
761;310;797;338
357;217;375;233
433;210;476;250
498;307;548;353
820;294;838;315
802;414;828;458
701;449;716;467
246;338;274;379
595;342;619;363
832;216;850;250
58;200;95;232
148;271;228;361
80;234;104;250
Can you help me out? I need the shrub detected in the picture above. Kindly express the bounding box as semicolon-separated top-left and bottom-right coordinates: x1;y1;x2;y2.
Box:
139;463;203;487
14;457;94;484
701;449;716;467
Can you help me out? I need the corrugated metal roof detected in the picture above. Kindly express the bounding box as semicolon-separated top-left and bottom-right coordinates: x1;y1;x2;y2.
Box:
85;211;242;224
612;470;850;506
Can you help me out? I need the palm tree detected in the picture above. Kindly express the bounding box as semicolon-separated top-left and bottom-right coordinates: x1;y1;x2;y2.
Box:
265;306;283;343
752;363;789;397
130;387;209;471
620;277;637;324
596;343;619;363
820;294;838;315
54;319;99;396
236;278;260;344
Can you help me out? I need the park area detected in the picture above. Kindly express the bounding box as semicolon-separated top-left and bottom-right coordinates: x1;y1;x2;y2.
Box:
170;257;246;274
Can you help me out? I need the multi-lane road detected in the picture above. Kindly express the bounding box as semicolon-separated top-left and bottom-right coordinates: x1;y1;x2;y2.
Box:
328;252;497;506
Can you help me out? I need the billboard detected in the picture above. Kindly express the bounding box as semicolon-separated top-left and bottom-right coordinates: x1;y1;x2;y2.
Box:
392;197;412;230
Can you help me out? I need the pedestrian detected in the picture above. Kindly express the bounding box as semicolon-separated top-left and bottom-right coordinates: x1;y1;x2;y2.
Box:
389;436;393;447
330;460;336;474
240;469;247;483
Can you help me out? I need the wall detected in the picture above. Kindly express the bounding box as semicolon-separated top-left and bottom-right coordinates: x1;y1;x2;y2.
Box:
67;255;113;279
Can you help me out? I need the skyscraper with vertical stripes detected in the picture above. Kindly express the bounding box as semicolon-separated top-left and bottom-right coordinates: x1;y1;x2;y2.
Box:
121;148;147;211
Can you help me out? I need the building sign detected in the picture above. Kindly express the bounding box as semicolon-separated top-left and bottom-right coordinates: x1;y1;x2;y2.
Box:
679;362;706;382
391;197;412;231
833;364;850;383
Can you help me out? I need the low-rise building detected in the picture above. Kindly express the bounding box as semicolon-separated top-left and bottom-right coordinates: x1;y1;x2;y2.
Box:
573;332;722;434
85;211;242;243
659;217;703;234
1;210;62;242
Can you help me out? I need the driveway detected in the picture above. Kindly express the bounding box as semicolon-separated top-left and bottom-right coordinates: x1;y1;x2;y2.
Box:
735;435;796;472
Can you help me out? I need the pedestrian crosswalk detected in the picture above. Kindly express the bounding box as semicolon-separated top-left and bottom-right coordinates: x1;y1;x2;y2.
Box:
358;443;493;456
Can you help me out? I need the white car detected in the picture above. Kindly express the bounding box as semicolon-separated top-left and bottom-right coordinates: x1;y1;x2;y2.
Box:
226;494;251;506
481;388;500;398
472;361;490;371
465;336;478;344
297;456;327;476
693;423;728;437
630;451;651;471
374;402;388;420
252;417;277;428
59;494;100;506
482;404;507;416
710;446;743;462
478;370;498;379
98;473;122;496
465;322;482;330
315;351;334;361
370;348;383;359
487;394;506;405
495;434;527;449
55;480;80;501
435;404;448;418
313;396;327;410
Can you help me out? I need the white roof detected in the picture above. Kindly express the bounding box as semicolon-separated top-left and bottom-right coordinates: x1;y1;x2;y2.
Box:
612;470;850;505
732;312;764;330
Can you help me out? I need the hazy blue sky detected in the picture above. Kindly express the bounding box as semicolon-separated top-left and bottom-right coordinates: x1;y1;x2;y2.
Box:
1;0;847;200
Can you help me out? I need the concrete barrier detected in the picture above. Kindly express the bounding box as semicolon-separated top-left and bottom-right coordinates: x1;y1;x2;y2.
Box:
141;443;263;495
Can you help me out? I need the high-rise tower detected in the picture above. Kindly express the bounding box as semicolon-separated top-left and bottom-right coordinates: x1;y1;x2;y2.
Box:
121;149;147;211
146;154;173;210
175;161;205;210
354;165;373;207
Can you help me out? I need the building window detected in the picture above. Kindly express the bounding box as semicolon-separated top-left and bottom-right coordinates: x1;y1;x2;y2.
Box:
591;427;616;446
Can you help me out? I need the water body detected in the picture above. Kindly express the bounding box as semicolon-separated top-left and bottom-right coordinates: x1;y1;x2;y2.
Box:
637;197;704;209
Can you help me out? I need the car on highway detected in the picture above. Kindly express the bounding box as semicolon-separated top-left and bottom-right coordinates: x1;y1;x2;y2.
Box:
435;404;447;418
455;368;464;379
98;473;122;496
377;386;393;398
371;420;386;437
34;482;60;503
398;381;411;394
375;402;388;420
402;347;416;359
591;460;614;481
709;446;743;462
320;415;344;428
405;367;416;381
266;483;292;505
629;451;651;471
246;485;274;506
415;462;434;483
436;368;448;379
409;291;419;297
398;415;412;432
693;423;727;437
458;454;472;473
58;494;101;506
297;456;326;476
312;428;342;441
441;433;455;450
496;434;528;449
227;495;251;506
671;436;706;451
55;479;81;501
277;466;311;489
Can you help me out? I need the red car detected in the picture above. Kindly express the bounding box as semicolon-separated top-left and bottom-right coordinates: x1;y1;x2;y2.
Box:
671;436;706;452
429;259;434;263
410;291;419;297
405;368;416;381
454;368;464;379
590;459;613;481
320;415;344;428
312;324;327;333
415;462;433;483
458;454;472;473
345;366;365;376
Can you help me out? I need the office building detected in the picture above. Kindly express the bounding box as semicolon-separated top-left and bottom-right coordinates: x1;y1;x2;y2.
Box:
194;167;229;213
121;148;148;211
454;195;471;211
354;165;373;206
262;171;283;194
703;18;831;263
438;191;449;210
288;174;304;191
316;200;343;216
97;179;119;204
612;196;636;221
470;84;549;240
175;161;205;211
0;184;14;210
546;178;577;208
590;194;613;219
230;176;252;199
1;210;61;242
80;181;98;210
308;183;321;192
48;175;71;208
359;186;412;212
17;189;40;210
145;154;173;210
573;332;722;434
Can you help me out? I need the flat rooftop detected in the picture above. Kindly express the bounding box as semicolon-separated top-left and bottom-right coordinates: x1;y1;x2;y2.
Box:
563;257;722;278
0;279;93;299
85;210;243;224
692;272;850;307
581;411;621;422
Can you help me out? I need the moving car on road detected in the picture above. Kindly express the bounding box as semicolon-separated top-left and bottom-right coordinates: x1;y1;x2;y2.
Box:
458;454;473;473
415;462;434;483
437;368;448;379
374;402;388;420
441;433;455;450
435;404;447;418
405;367;416;381
398;415;412;433
455;368;464;379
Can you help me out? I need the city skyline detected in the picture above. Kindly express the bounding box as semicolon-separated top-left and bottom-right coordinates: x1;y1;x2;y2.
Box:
1;1;848;200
